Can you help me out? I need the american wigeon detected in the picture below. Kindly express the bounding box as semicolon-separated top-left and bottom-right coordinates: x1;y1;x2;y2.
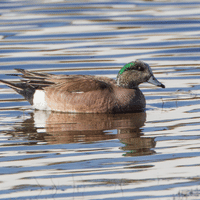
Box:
0;60;165;113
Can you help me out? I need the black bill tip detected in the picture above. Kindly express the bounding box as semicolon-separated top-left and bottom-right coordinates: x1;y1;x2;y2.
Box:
160;83;165;88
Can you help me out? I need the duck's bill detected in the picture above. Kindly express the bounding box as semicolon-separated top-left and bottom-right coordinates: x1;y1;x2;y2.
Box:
148;76;165;88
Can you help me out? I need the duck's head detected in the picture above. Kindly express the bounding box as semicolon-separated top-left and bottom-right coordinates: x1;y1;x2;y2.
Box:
116;60;165;89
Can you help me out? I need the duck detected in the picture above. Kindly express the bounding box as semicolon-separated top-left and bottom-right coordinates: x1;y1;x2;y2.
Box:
0;60;165;113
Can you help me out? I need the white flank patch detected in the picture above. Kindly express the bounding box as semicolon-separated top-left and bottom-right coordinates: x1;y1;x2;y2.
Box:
33;90;50;110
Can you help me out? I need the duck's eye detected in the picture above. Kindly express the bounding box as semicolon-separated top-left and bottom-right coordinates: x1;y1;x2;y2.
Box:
135;65;144;71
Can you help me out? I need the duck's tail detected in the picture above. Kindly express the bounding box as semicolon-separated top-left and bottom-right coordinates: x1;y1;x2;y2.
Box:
0;79;36;105
0;68;55;105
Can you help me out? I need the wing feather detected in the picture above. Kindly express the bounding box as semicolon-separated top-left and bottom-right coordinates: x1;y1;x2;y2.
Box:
45;75;115;93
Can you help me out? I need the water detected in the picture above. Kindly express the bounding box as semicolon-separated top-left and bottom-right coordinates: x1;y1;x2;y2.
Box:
0;0;200;199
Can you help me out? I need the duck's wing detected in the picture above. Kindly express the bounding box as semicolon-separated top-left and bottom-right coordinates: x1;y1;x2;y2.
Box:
45;75;115;93
43;75;116;113
0;69;116;104
13;69;116;92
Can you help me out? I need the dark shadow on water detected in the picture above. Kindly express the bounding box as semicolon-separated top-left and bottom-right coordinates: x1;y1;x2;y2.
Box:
4;111;156;157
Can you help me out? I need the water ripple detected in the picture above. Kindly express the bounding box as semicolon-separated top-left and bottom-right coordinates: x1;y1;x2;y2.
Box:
0;1;200;200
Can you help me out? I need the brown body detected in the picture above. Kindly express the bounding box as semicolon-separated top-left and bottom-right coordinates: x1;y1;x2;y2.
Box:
45;81;145;113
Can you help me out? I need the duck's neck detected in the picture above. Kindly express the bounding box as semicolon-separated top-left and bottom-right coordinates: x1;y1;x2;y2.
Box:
116;73;139;89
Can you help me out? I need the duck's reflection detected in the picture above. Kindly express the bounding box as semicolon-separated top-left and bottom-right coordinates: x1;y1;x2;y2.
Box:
8;111;156;156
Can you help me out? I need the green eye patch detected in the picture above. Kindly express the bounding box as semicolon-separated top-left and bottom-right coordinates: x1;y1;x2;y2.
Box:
118;63;135;75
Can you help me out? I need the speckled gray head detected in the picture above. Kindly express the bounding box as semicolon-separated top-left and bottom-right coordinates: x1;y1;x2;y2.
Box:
117;60;165;89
